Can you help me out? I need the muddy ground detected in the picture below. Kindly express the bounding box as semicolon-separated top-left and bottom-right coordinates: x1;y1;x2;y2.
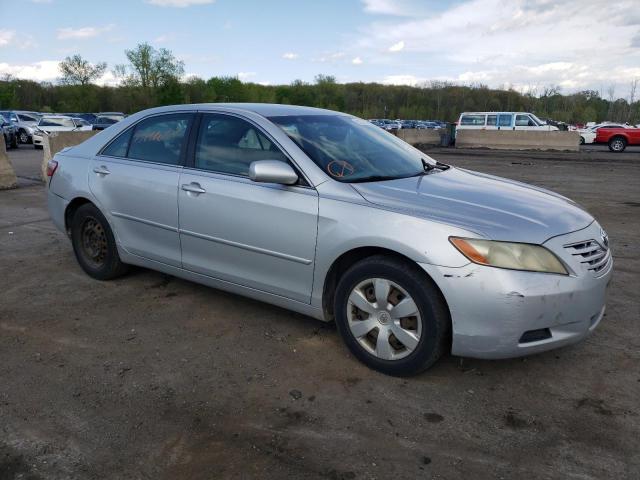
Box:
1;146;639;479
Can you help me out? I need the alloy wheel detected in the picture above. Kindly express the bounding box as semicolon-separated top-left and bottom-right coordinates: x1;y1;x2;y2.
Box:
346;278;421;360
611;139;624;152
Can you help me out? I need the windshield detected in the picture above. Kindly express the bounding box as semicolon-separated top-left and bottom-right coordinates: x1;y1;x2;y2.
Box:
268;114;434;182
530;114;546;126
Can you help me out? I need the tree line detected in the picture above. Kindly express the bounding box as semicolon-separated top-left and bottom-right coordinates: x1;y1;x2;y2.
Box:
0;43;638;125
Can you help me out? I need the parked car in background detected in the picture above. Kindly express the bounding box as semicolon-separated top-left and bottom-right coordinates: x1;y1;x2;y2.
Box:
578;123;628;144
1;114;19;149
595;126;640;152
457;112;559;131
97;112;126;122
46;103;612;376
33;115;93;149
0;110;40;144
92;116;120;131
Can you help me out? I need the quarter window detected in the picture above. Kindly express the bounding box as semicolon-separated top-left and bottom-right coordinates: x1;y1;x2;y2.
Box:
128;114;192;165
102;129;133;157
194;114;287;176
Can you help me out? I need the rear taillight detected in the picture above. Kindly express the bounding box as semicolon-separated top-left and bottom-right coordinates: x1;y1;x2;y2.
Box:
46;159;58;177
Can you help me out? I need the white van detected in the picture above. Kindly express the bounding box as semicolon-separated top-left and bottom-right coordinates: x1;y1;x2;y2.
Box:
457;112;559;131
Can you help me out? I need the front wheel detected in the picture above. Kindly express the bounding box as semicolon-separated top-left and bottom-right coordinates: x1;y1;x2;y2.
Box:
70;203;129;280
579;136;585;145
18;130;30;144
334;255;450;376
608;137;626;152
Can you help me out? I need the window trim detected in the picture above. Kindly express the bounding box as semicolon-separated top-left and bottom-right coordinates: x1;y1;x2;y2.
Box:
185;111;312;188
98;111;195;167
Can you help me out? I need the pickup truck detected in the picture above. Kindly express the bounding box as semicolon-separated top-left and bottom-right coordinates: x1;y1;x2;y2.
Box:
595;126;640;152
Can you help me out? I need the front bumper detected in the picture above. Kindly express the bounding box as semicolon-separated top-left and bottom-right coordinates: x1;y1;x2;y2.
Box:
420;222;613;359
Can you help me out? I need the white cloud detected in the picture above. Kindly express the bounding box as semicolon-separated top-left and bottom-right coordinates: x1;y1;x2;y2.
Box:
57;24;115;40
382;74;426;86
145;0;215;7
352;57;363;65
315;51;346;63
237;72;256;80
0;30;15;47
361;0;410;16
358;0;640;95
0;60;61;82
388;40;404;52
282;52;299;60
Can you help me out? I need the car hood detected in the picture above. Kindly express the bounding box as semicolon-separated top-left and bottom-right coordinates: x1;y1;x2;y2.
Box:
351;167;593;244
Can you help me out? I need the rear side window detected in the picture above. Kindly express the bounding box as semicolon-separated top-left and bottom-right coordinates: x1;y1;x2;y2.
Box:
460;115;485;126
128;114;192;165
194;114;287;176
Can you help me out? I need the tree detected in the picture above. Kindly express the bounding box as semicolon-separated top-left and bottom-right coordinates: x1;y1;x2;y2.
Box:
122;43;184;89
58;55;107;86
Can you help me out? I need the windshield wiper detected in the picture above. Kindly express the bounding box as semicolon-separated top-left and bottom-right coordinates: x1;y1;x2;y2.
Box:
349;175;409;183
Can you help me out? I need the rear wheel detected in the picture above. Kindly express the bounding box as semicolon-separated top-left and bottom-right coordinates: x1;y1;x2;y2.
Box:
579;136;585;145
70;203;129;280
608;136;626;152
334;255;450;376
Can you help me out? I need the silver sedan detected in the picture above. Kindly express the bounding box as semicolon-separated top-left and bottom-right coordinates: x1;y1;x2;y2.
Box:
46;104;612;376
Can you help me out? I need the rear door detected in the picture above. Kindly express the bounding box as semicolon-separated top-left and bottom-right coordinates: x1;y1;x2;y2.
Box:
177;112;318;303
89;113;194;267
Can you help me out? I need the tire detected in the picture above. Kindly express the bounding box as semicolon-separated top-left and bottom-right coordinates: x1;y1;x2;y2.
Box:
579;136;585;145
10;135;18;149
18;130;29;144
608;136;626;152
70;203;129;280
334;255;450;376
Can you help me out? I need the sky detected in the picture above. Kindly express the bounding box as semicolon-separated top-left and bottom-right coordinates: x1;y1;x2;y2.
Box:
1;0;639;97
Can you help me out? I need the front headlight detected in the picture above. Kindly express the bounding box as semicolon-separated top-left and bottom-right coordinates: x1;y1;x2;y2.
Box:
449;237;568;275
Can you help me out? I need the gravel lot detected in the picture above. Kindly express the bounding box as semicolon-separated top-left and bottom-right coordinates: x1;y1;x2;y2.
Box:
1;145;639;479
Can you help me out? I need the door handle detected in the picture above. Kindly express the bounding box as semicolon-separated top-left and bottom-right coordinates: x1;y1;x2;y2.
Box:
93;165;110;175
181;182;206;194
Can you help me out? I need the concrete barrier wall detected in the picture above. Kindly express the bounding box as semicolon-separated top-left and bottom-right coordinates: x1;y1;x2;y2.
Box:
395;128;441;146
41;130;98;180
0;135;18;190
455;130;580;151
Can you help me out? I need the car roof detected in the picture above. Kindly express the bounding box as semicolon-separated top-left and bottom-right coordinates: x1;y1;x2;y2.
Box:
41;115;74;119
134;103;345;118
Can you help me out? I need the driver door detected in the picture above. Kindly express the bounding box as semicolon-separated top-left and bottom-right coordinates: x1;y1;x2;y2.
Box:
178;113;319;303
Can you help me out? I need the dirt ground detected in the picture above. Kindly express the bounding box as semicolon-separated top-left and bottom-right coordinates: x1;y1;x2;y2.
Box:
1;146;639;479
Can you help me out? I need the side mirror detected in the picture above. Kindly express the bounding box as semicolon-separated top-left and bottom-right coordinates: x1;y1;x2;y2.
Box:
249;160;298;185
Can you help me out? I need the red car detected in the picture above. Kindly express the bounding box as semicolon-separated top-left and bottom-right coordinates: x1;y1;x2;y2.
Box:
595;126;640;152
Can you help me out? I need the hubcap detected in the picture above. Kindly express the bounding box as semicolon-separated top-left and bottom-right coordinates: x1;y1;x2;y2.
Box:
80;217;107;268
19;132;28;143
346;278;421;360
612;140;623;151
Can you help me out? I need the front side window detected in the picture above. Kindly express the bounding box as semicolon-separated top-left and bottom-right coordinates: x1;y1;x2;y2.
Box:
460;115;486;126
128;114;192;165
194;114;287;176
269;114;435;183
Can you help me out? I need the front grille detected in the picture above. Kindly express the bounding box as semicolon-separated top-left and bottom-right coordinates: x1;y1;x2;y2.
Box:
564;240;611;275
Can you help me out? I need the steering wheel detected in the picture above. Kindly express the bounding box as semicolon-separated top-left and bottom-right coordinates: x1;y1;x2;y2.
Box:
327;160;355;178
